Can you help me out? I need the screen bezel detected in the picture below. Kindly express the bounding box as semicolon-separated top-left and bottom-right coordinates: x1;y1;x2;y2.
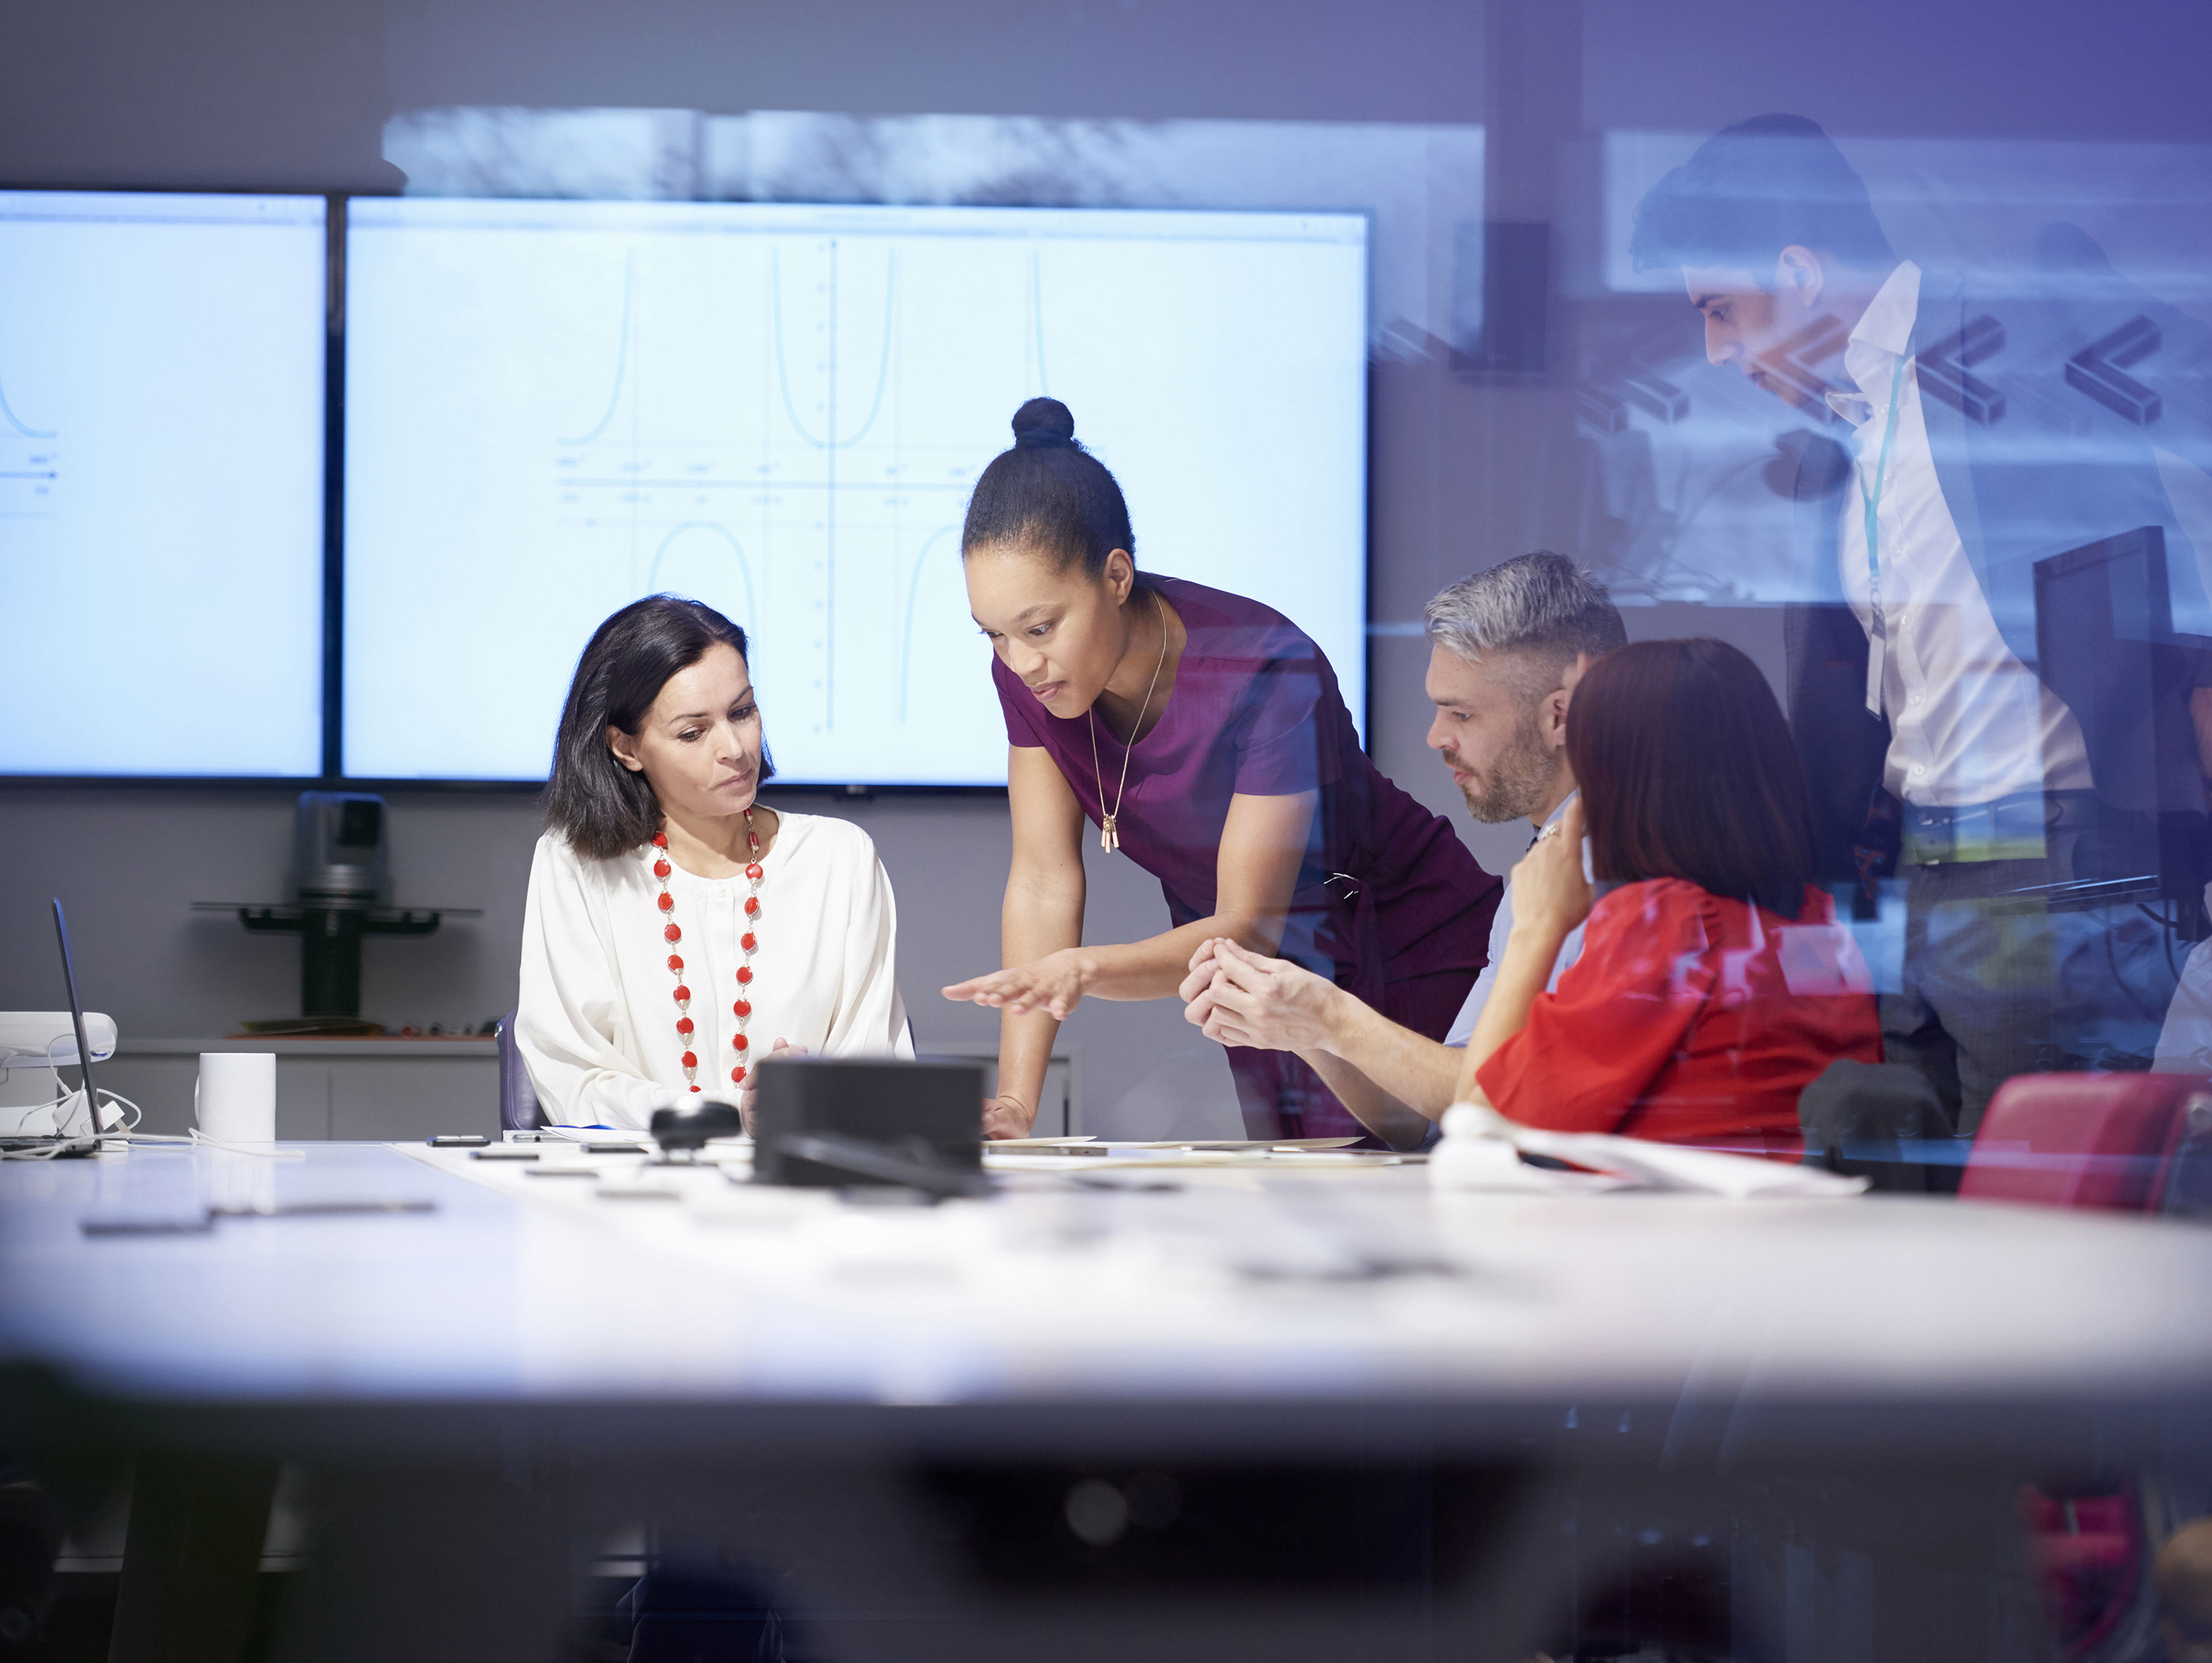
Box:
0;180;342;786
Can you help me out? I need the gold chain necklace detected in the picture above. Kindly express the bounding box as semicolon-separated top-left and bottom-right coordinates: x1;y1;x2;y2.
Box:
1086;590;1168;854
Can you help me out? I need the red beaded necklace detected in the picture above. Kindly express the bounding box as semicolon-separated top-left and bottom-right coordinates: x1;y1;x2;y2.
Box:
653;809;765;1095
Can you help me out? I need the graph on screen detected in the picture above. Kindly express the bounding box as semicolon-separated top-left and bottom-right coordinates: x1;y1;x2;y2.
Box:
343;199;1368;784
0;364;59;524
0;191;327;776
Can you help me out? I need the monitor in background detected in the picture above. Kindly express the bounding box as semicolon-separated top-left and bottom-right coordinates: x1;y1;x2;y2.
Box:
0;191;328;777
341;199;1369;786
2032;524;2211;920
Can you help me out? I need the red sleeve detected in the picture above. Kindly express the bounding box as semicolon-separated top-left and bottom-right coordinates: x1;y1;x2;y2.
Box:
1230;639;1346;798
991;653;1048;749
1474;880;1713;1134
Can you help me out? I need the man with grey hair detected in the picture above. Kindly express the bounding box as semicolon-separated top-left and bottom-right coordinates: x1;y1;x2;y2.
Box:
1180;551;1627;1146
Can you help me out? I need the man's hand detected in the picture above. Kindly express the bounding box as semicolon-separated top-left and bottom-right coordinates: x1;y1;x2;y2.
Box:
1180;936;1342;1052
942;949;1090;1020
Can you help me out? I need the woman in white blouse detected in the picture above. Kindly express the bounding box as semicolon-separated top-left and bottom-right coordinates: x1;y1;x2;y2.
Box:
518;596;912;1130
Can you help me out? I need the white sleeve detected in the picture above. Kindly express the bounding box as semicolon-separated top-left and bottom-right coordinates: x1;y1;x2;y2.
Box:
516;840;675;1131
2156;927;2212;1073
822;834;914;1058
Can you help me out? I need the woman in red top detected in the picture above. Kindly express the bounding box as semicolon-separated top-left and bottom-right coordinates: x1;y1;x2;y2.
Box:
1454;638;1880;1157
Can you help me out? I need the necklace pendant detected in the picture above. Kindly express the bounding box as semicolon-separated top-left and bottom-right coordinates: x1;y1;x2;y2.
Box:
1100;815;1119;854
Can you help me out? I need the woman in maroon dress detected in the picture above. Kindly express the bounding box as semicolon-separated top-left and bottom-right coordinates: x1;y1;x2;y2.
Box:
943;398;1502;1141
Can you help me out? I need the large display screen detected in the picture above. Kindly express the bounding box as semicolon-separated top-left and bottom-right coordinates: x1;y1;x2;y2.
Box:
0;191;328;776
342;198;1368;785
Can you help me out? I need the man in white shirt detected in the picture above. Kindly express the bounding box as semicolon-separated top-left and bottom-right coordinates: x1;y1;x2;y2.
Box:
1178;552;1622;1148
1633;114;2202;1135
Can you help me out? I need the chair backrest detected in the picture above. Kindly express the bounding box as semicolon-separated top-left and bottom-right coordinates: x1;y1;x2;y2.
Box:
1959;1073;2203;1211
495;1008;544;1132
1968;1076;2206;1663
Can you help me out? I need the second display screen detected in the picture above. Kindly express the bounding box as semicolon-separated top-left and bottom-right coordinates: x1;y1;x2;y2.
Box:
342;198;1369;785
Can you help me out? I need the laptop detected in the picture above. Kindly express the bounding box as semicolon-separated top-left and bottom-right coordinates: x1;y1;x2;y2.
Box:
0;900;108;1156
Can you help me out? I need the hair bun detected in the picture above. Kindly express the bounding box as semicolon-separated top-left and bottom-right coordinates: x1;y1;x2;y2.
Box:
1010;397;1077;450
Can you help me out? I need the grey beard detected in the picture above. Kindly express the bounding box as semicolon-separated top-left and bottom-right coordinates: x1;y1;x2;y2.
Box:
1453;725;1555;825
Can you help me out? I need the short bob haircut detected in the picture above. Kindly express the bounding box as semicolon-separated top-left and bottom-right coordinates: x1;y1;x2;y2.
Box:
544;595;770;861
1566;638;1817;919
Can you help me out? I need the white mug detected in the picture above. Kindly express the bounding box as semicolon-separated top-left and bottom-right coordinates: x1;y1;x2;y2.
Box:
196;1052;277;1144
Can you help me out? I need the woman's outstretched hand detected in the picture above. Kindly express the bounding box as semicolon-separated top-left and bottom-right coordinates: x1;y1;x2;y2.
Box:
941;949;1090;1021
982;1094;1036;1141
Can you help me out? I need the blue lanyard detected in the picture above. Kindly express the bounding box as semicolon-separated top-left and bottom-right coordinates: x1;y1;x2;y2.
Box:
1859;352;1908;717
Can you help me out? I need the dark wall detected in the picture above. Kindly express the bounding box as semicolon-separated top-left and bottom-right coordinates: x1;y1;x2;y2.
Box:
384;0;1487;122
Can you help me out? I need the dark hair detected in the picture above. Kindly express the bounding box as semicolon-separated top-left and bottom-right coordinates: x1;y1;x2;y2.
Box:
1566;639;1816;919
960;397;1136;577
544;595;771;860
1630;113;1896;275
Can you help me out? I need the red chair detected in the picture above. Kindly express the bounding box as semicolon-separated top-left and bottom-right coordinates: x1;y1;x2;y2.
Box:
1958;1071;2205;1211
1963;1071;2209;1661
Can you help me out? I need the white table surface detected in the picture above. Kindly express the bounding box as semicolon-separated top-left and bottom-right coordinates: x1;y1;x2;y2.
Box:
3;1141;2210;1459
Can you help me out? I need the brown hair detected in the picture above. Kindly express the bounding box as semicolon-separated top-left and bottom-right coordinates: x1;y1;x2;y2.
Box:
1566;638;1816;919
544;596;771;860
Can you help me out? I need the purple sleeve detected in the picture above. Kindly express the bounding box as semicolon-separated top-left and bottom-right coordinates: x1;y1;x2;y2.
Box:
992;654;1048;748
1231;644;1345;798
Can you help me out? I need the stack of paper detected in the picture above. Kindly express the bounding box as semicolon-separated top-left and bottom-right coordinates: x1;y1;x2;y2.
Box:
1428;1104;1866;1200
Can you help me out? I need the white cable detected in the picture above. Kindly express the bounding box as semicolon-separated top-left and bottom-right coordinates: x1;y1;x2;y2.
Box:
185;1128;304;1160
0;1079;128;1159
41;1086;141;1139
2;1035;295;1158
96;1129;302;1160
0;1043;131;1139
94;1089;143;1132
1;1083;79;1140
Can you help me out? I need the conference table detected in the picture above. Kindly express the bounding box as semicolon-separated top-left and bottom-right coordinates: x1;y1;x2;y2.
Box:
3;1137;2210;1662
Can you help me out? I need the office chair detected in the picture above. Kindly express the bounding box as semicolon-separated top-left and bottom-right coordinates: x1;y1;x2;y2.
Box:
1957;1072;2197;1210
1796;1058;1960;1192
495;1009;543;1132
1960;1071;2211;1663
